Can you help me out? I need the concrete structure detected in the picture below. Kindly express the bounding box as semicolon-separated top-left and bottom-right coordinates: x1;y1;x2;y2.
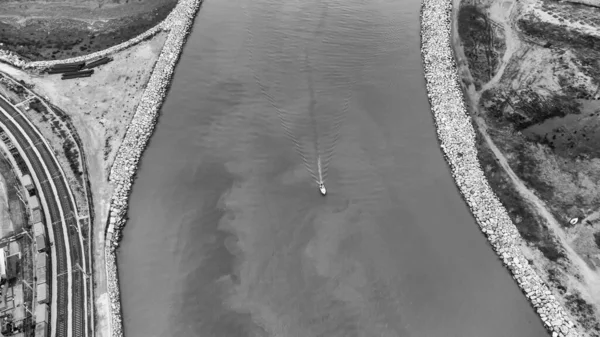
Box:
6;254;18;281
35;322;48;337
0;248;6;280
33;222;45;237
31;208;42;224
36;283;48;304
21;174;33;192
37;267;47;285
35;235;46;253
36;252;47;270
35;303;49;324
28;195;39;210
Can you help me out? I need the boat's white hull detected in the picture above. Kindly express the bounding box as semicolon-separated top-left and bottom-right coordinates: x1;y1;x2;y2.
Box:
319;185;327;196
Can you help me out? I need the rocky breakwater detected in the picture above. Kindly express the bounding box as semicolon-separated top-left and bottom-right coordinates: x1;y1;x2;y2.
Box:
0;50;26;68
102;0;203;336
420;1;580;337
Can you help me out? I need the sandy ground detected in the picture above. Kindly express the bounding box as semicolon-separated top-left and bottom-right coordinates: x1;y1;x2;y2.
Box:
0;30;168;337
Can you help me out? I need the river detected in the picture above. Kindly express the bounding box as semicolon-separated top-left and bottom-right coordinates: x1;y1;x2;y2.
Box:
117;0;549;336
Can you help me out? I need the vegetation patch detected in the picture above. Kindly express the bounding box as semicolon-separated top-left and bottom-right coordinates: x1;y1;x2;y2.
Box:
518;16;600;51
565;292;600;333
0;1;176;61
458;4;506;90
540;0;600;27
480;88;582;130
475;128;566;261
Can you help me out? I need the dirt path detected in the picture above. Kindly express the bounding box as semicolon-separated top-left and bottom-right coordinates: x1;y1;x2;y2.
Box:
453;0;600;308
476;116;600;299
480;0;519;93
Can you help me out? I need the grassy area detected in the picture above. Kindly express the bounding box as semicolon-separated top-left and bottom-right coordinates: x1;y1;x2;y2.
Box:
458;4;506;90
0;0;176;61
480;88;582;130
475;127;566;261
566;292;600;333
518;16;600;52
459;0;600;331
539;0;600;27
479;84;600;221
0;74;28;104
547;265;600;335
518;12;600;87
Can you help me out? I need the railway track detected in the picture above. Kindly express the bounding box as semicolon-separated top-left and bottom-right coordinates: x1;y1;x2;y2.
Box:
0;95;88;337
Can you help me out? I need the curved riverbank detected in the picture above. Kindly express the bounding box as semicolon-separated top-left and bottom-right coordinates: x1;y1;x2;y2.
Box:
0;22;164;70
0;6;172;70
100;0;203;336
420;1;580;337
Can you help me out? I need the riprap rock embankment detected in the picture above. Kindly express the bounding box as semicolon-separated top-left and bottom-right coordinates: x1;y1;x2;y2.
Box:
420;0;580;336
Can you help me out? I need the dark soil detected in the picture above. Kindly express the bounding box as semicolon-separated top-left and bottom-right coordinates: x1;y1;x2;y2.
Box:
0;0;177;61
458;4;505;90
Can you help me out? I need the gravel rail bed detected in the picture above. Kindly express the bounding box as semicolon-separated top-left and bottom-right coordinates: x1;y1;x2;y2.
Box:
420;0;580;336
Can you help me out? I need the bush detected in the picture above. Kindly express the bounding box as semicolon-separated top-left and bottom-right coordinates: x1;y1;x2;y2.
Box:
594;232;600;249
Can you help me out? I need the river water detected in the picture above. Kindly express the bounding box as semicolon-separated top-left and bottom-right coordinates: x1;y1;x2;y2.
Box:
117;0;549;336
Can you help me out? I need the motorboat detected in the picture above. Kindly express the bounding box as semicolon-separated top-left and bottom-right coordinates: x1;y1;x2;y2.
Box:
319;182;327;196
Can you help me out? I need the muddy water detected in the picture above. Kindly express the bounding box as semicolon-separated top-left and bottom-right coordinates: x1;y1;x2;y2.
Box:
117;0;549;336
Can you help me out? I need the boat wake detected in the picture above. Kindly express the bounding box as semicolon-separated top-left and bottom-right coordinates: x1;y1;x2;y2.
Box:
243;1;351;190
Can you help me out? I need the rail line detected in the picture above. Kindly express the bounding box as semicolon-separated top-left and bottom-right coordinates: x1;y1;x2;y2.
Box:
0;95;88;337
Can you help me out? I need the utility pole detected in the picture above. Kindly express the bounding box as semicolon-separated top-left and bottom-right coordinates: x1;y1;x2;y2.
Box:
21;229;32;242
75;263;89;278
58;264;89;278
22;280;32;292
15;189;25;205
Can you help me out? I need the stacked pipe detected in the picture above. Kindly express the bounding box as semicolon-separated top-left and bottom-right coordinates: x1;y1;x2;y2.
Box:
46;61;86;74
84;57;113;69
61;69;94;80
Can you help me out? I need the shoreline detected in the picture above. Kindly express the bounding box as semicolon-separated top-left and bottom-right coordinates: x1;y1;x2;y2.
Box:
420;0;580;337
102;0;203;336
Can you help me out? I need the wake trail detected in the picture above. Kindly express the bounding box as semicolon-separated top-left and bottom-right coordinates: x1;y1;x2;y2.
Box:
242;4;318;181
305;50;321;183
243;0;353;187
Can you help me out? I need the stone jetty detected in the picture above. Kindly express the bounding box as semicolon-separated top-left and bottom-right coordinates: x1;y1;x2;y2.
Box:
102;0;203;336
420;0;580;336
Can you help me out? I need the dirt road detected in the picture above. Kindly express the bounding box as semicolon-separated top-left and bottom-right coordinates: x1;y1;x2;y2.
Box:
452;0;600;310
